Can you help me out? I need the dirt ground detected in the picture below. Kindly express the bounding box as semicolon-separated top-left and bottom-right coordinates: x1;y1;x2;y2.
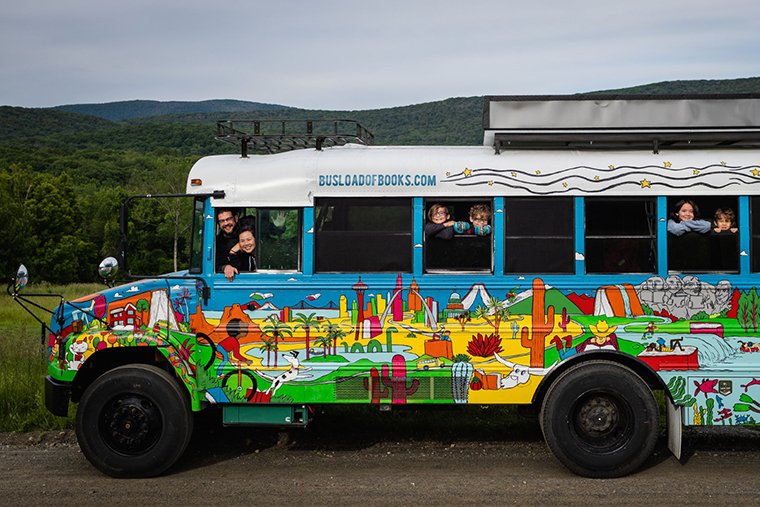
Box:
2;408;760;506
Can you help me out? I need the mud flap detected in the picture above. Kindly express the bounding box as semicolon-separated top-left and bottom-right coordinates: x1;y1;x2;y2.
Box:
666;397;683;460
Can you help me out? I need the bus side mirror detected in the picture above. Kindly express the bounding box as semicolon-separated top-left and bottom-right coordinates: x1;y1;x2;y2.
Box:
13;264;28;294
98;257;119;285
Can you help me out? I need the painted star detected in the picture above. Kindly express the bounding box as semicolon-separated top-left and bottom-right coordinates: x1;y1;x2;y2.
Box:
664;162;672;168
721;161;727;166
594;175;599;181
641;179;651;188
536;170;541;175
693;170;699;175
463;168;472;177
563;183;568;187
488;181;494;186
511;172;517;177
752;169;760;177
446;172;450;176
609;165;615;170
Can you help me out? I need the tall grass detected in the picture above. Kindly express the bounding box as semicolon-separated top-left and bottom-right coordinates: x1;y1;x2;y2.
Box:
0;282;103;432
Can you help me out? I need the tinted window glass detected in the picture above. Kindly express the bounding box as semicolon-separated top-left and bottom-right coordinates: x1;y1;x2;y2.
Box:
506;198;574;274
315;198;412;273
585;198;657;274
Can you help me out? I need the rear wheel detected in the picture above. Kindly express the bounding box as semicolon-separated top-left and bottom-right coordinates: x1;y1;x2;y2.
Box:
540;360;659;478
75;364;193;478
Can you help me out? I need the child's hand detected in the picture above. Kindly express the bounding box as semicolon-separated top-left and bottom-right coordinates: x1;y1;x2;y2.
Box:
453;221;470;234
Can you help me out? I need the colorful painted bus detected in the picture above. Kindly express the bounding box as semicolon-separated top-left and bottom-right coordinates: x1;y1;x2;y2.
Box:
12;94;760;478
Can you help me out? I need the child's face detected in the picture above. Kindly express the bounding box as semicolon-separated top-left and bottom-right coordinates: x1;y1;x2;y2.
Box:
431;207;449;224
716;216;732;230
470;213;489;227
677;203;695;222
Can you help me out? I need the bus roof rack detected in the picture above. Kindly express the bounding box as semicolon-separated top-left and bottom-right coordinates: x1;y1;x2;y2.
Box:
216;119;375;156
483;94;760;154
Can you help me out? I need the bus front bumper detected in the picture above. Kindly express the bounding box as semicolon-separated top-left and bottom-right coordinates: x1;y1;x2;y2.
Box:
45;376;71;417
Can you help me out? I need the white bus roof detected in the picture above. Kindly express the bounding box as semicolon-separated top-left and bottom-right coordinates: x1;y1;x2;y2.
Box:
187;143;760;207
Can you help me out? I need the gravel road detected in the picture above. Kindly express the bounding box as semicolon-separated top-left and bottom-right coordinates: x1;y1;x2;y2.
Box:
2;407;759;506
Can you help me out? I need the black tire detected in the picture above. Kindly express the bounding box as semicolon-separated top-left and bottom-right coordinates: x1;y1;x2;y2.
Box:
75;364;193;478
540;360;659;478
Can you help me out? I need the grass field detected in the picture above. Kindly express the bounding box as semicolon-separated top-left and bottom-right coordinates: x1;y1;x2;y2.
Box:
0;283;103;432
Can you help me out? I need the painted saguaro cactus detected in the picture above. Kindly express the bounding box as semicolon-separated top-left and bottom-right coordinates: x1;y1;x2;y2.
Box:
521;278;555;368
381;354;419;403
363;367;390;403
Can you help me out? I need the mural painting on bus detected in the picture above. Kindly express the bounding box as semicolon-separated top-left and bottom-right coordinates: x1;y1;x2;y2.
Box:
49;282;202;404
53;273;760;426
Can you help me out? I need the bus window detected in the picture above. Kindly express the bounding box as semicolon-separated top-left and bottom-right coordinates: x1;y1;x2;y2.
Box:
314;197;412;273
505;197;574;274
216;207;301;274
668;196;739;273
189;197;205;274
424;199;493;273
257;209;301;271
585;197;657;274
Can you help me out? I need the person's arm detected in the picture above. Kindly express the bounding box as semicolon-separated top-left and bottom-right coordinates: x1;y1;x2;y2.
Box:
685;219;711;234
425;222;454;240
667;219;689;236
224;253;240;281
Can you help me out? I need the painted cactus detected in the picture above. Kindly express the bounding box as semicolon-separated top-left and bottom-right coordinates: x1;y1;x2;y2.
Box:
380;354;419;403
451;354;473;404
521;278;555;368
363;367;390;403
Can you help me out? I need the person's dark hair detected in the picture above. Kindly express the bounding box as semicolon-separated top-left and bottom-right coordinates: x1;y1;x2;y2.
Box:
671;199;700;223
216;207;237;219
238;215;256;235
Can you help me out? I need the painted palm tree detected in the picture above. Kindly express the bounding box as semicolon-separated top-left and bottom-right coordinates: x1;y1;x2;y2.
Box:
260;315;292;368
473;297;511;337
322;321;348;356
261;336;278;367
314;335;332;358
293;312;320;360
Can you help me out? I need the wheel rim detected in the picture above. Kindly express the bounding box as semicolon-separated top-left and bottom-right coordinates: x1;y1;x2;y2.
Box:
99;394;163;455
571;391;633;453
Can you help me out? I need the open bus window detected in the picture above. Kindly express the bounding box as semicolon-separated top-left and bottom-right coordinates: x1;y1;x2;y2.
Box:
668;196;739;273
189;198;205;274
215;207;301;274
424;199;493;273
585;198;657;274
257;209;301;271
505;197;574;274
314;197;412;273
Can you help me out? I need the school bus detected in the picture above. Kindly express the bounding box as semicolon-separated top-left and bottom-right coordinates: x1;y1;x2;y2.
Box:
11;94;760;478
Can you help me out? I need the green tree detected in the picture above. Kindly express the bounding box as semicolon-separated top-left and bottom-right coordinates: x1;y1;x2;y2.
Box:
24;172;97;283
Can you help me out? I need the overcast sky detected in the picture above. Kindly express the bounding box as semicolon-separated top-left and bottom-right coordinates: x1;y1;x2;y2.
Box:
2;0;759;110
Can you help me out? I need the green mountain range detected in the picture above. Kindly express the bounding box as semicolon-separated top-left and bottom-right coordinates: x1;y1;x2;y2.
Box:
3;76;760;151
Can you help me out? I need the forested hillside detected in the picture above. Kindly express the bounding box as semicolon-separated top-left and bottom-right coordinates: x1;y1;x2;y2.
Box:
53;99;292;121
2;77;760;284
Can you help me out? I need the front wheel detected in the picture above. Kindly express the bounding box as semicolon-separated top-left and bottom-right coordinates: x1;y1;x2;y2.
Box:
540;360;659;478
75;364;193;478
